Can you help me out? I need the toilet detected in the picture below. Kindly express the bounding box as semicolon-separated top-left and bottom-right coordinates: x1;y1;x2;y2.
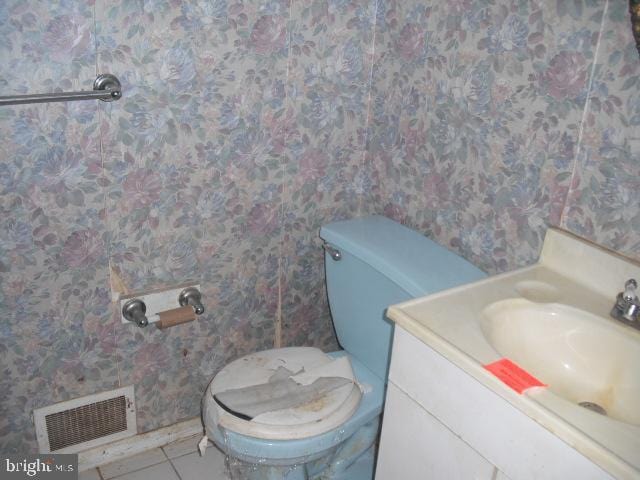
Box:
202;215;486;479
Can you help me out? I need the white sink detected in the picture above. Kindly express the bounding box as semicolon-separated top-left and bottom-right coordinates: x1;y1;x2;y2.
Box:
387;228;640;476
480;298;640;426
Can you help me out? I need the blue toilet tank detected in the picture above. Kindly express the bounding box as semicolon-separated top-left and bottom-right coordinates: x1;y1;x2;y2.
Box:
320;215;486;380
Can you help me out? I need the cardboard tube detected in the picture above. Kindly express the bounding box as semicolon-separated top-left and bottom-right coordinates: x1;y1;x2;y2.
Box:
156;306;196;330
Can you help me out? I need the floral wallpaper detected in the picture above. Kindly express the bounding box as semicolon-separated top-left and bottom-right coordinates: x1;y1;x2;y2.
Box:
0;0;118;454
562;1;640;257
0;0;373;453
368;0;640;273
280;0;375;347
1;0;639;455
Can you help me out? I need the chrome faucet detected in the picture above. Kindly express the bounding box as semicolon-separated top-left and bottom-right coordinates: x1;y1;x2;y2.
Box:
611;279;640;329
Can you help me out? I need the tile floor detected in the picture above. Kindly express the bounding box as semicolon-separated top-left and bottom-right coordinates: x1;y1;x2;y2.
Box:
79;435;230;480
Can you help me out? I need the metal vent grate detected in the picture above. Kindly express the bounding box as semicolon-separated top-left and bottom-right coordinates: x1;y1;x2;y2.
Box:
45;396;128;451
34;386;137;454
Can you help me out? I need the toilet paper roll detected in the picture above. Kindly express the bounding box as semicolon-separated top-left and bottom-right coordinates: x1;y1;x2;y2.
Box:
156;306;196;329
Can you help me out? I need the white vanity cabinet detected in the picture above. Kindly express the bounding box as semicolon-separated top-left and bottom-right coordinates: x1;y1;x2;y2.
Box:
375;327;616;480
376;381;496;479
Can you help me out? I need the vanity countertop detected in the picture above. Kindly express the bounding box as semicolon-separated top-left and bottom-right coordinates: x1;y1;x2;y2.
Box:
386;228;640;479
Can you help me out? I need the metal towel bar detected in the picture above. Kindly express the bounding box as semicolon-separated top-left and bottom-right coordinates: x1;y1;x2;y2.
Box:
0;73;122;106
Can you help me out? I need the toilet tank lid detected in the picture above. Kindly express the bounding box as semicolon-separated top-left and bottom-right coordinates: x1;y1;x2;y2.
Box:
320;215;486;297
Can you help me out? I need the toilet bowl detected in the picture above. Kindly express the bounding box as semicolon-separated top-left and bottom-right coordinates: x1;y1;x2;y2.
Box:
203;351;383;480
202;215;486;479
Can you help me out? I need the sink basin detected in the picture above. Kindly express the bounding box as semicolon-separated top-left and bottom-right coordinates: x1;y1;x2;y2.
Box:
480;299;640;425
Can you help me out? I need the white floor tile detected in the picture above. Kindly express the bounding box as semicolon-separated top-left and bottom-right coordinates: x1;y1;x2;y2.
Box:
114;462;179;480
171;449;229;480
99;448;167;479
162;434;203;459
78;469;101;480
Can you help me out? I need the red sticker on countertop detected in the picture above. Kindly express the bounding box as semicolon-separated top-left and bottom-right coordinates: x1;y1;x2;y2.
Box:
483;358;547;394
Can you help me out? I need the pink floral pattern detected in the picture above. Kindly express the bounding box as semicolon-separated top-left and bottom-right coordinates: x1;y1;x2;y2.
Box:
250;15;287;55
541;51;589;100
1;0;639;455
60;229;104;269
368;0;639;273
395;23;426;61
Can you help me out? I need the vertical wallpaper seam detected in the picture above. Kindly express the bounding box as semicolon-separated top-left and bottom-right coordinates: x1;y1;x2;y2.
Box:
275;0;296;348
93;0;122;388
360;0;380;217
559;0;609;230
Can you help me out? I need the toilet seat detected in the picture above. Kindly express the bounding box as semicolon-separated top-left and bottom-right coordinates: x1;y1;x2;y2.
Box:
204;347;362;440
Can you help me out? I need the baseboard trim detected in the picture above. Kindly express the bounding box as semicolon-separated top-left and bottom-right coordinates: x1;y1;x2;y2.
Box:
78;417;203;471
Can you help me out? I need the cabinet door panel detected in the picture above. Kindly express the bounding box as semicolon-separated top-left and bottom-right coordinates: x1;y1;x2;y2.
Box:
376;382;495;480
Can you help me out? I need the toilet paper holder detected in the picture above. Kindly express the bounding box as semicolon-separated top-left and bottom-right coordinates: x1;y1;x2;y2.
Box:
121;286;205;327
122;298;149;327
178;287;205;315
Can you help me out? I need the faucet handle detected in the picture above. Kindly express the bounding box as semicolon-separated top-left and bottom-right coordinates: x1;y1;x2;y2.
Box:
612;279;640;326
623;279;638;301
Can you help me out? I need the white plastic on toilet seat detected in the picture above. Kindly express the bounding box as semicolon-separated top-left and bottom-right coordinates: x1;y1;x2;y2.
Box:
204;347;362;440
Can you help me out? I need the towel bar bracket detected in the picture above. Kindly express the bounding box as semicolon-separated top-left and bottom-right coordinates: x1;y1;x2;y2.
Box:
0;73;122;107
